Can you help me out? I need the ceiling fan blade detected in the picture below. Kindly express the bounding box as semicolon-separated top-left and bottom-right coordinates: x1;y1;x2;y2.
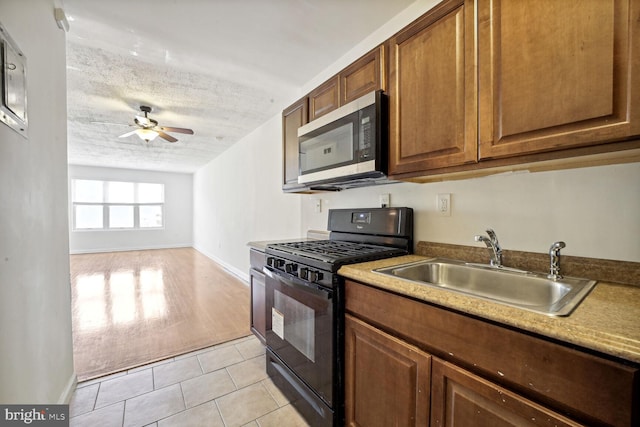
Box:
157;131;178;143
119;130;138;138
159;126;194;135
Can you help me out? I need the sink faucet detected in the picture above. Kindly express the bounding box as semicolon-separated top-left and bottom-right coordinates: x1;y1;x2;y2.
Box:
548;241;566;280
475;229;503;267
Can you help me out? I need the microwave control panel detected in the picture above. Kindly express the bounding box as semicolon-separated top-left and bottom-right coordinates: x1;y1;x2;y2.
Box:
358;104;375;160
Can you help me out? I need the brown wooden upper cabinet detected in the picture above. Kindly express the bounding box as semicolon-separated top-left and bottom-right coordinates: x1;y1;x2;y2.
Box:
478;0;640;159
387;0;639;179
309;45;386;122
388;0;477;175
282;97;308;190
308;76;340;122
341;45;385;105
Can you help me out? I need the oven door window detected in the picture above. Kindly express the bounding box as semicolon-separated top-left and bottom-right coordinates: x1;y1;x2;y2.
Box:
273;289;315;362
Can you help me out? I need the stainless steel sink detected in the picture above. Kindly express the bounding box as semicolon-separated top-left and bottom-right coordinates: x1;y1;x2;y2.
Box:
373;258;597;316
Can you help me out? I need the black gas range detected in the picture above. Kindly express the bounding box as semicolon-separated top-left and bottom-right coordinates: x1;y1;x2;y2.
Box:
263;207;413;426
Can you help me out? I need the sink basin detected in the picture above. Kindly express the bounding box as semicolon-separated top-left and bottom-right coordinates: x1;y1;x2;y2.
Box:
373;258;597;316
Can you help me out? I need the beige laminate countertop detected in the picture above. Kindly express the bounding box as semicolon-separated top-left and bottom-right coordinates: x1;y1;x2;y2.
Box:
339;255;640;364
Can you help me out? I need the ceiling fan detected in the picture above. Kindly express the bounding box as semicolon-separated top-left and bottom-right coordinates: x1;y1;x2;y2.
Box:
119;106;194;143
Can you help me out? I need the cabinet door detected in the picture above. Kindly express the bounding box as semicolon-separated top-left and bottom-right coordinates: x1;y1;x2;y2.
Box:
309;75;340;121
345;314;431;427
388;0;477;175
282;97;307;189
478;0;640;159
341;45;385;105
431;358;585;427
249;268;266;343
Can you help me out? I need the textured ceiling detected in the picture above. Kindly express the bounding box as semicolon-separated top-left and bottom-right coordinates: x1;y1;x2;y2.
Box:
63;0;416;173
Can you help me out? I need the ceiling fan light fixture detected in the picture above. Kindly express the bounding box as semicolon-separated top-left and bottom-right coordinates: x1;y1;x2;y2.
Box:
135;128;159;142
116;106;192;143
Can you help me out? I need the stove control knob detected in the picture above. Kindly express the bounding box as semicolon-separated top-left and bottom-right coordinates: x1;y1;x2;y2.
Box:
266;257;275;267
275;259;286;269
308;270;320;283
298;267;308;280
285;263;297;274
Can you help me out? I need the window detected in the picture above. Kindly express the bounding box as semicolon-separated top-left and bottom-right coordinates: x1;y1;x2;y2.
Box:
72;180;164;230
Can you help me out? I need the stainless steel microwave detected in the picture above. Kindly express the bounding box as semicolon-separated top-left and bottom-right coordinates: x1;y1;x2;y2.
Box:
297;90;388;189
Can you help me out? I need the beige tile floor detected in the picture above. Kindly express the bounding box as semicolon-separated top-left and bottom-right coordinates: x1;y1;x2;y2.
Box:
69;335;310;427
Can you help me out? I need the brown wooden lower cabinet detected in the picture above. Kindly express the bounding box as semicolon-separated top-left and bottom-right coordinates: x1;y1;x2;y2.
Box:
345;279;639;426
345;314;431;426
345;314;584;427
431;358;584;427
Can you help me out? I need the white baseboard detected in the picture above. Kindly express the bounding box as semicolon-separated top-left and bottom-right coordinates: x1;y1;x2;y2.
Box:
58;372;77;404
69;244;192;255
193;245;250;284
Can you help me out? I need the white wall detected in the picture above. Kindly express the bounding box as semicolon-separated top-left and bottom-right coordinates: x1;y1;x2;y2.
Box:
301;163;640;263
194;0;640;275
68;165;193;253
0;0;75;403
193;114;302;280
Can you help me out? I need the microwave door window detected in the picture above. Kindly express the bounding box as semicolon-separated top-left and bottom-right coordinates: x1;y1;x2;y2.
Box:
300;122;354;173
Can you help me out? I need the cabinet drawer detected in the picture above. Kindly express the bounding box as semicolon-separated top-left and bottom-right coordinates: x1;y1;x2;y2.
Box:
345;280;639;427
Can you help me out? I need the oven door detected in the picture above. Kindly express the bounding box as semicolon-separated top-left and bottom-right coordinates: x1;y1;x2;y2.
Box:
264;265;334;406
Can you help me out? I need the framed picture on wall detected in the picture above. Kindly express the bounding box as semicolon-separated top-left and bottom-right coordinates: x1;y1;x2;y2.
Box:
0;21;27;138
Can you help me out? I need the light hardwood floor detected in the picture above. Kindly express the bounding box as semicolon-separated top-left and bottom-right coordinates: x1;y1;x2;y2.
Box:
70;248;251;381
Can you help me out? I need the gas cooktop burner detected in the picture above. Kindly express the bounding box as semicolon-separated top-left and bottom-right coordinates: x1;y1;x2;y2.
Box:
267;240;406;267
266;207;413;273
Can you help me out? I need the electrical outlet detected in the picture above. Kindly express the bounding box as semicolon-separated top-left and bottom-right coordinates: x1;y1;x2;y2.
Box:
379;193;390;208
437;193;451;216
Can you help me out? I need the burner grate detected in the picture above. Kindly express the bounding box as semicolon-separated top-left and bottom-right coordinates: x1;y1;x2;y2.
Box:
269;240;403;265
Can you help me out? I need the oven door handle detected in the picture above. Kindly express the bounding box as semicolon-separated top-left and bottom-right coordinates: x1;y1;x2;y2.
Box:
263;266;331;298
